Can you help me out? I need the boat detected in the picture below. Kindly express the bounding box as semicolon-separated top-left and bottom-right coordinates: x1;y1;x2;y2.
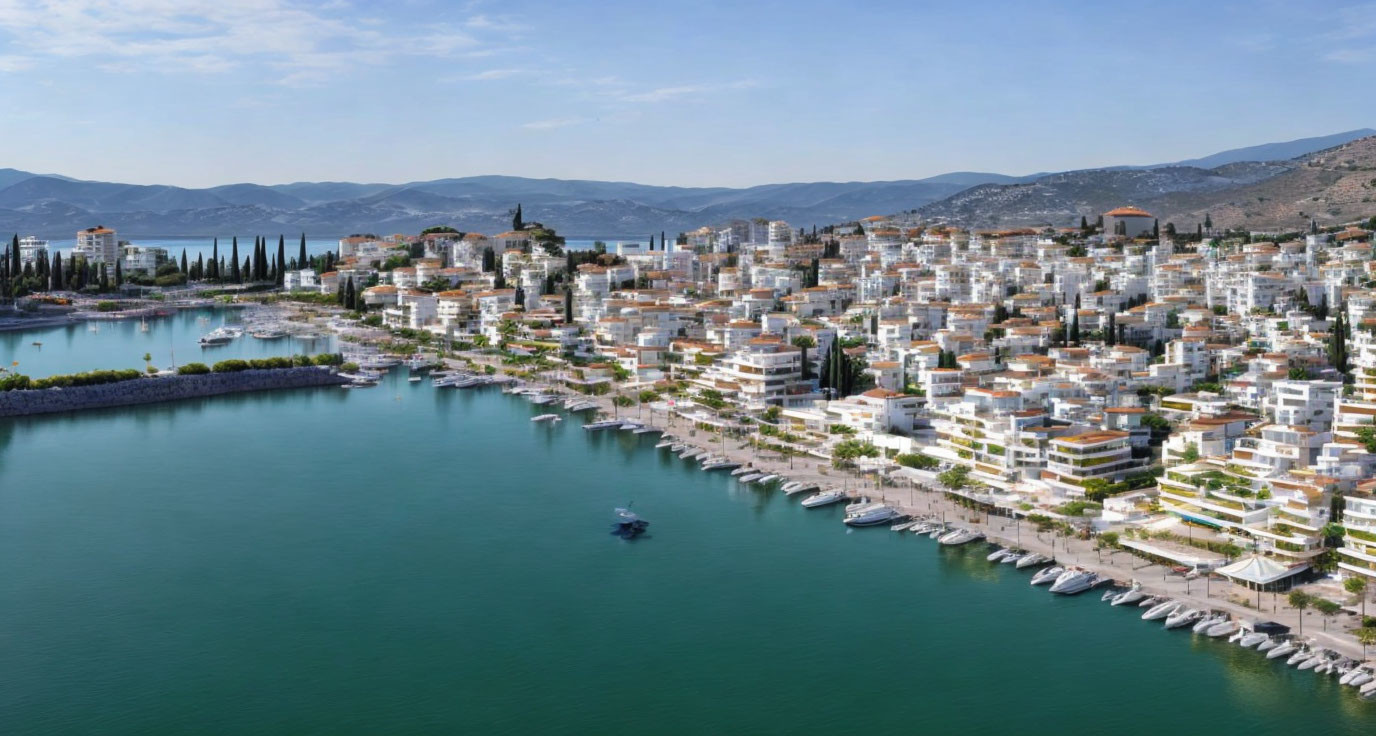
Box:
1111;585;1146;606
1164;608;1201;629
408;376;423;383
1206;620;1238;638
1266;641;1298;659
1192;614;1223;634
583;419;623;430
1015;553;1050;569
1255;637;1278;652
987;548;1011;562
1137;596;1162;608
1228;629;1247;644
1361;679;1376;698
801;490;847;508
1345;666;1374;687
844;505;902;527
250;328;288;340
738;473;765;483
1000;551;1026;565
1049;568;1098;595
1142;601;1179;621
928;525;946;539
1285;648;1313;666
755;474;779;484
611;507;649;539
1297;651;1327;671
1030;566;1065;586
531;414;562;423
780;481;801;493
891;520;917;532
937;528;984;546
654;440;674;449
619;422;642;431
632;426;660;434
138;317;149;332
730;466;753;476
783;483;818;496
199;326;238;346
701;460;740;471
31;341;41;346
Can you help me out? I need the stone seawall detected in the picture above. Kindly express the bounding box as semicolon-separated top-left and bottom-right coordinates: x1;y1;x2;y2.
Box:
0;367;350;418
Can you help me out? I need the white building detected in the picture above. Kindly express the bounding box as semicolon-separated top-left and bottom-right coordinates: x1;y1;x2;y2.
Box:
74;226;119;265
17;236;48;265
1103;206;1155;238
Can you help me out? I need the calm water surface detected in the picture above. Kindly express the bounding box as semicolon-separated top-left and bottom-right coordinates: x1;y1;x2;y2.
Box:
0;332;1373;734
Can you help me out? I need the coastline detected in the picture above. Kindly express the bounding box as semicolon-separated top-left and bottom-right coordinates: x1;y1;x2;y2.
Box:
454;353;1372;665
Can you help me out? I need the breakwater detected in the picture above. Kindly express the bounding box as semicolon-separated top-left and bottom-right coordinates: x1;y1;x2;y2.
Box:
0;366;348;417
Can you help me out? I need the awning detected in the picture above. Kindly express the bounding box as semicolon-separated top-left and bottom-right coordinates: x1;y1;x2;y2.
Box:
1215;555;1309;586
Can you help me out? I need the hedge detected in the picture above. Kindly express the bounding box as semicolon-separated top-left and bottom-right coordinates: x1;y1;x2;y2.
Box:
3;353;344;390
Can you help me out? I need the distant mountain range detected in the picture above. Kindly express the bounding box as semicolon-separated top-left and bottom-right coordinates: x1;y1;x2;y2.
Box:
917;130;1376;231
0;129;1371;237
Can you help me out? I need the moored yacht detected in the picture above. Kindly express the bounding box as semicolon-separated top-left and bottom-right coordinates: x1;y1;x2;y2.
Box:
1015;553;1050;569
801;489;847;508
1030;565;1064;586
937;528;984;546
843;504;902;527
531;413;561;423
1048;568;1098;595
1110;584;1145;606
1164;608;1201;629
1141;600;1179;621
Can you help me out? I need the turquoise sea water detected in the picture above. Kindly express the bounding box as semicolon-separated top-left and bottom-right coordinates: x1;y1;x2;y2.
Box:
0;335;1374;734
1;309;335;379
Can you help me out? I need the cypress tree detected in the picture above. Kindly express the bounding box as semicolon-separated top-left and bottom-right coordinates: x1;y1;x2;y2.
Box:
277;235;286;285
243;256;251;281
114;260;122;286
513;286;525;310
210;238;219;280
345;277;356;311
99;263;109;291
50;252;62;291
230;237;240;282
299;233;307;271
10;234;19;278
563;288;573;324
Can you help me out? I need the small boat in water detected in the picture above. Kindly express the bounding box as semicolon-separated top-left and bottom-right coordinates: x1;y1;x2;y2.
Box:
1192;614;1224;634
1030;566;1064;586
1206;619;1238;638
801;490;847;508
1266;641;1298;659
844;504;902;527
1142;601;1179;621
1049;568;1098;595
1111;584;1145;606
611;507;649;539
408;376;423;383
583;419;623;430
738;473;765;483
783;483;818;496
987;548;1011;562
1164;608;1201;629
531;413;562;423
937;528;984;546
1015;553;1050;569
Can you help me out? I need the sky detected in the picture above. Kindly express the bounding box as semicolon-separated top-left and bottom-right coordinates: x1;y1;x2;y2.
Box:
0;0;1374;189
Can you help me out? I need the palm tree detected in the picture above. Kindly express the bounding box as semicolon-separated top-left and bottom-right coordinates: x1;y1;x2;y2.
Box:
1314;597;1342;631
1355;627;1376;660
1288;590;1313;634
142;352;152;373
1345;576;1368;621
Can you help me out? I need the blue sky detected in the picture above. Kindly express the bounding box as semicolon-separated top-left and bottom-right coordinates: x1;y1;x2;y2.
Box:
0;0;1373;188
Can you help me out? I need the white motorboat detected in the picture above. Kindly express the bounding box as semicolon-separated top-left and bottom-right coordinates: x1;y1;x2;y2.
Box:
408;376;423;383
1266;641;1298;659
730;466;754;476
1206;620;1238;638
1111;586;1146;606
891;520;917;532
531;413;561;423
738;473;765;483
198;326;239;346
755;474;779;484
987;548;1011;562
1000;551;1026;565
655;440;674;449
1142;601;1179;621
1297;652;1327;670
784;483;818;496
1361;679;1376;698
1030;566;1064;586
583;419;623;430
1193;614;1223;634
1228;629;1248;644
1015;553;1050;569
1049;568;1098;595
1285;648;1312;666
928;525;946;539
618;422;642;431
1255;637;1278;652
1164;608;1201;629
801;490;847;508
1345;666;1374;688
937;528;984;546
844;505;902;527
781;481;801;493
1136;596;1162;608
633;426;660;434
702;460;741;471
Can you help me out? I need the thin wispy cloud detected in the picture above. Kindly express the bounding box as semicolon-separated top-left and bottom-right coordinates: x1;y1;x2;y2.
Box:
0;0;513;85
619;79;757;103
463;68;527;81
0;54;33;72
521;117;588;130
